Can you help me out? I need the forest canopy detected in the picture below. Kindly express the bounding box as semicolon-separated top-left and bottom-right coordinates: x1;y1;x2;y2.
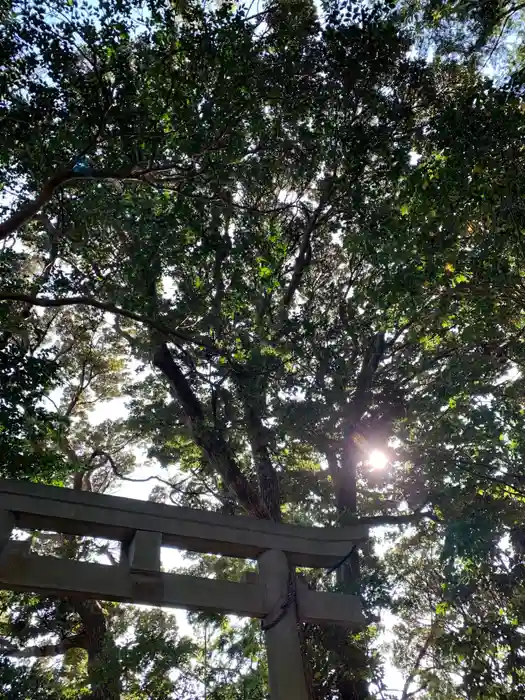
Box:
1;0;525;698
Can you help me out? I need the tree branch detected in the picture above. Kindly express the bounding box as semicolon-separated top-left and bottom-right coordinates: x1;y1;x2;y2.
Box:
349;331;386;425
338;332;387;523
31;214;62;291
401;621;439;700
324;447;343;503
357;510;439;526
0;292;225;354
0;162;192;239
453;457;525;499
152;342;269;519
244;399;281;521
91;449;193;499
0;169;73;240
0;633;87;658
279;207;319;321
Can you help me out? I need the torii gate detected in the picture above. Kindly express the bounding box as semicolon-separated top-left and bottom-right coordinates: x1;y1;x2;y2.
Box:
0;480;367;699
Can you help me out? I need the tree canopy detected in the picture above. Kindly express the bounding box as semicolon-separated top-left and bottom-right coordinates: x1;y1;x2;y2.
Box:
1;0;525;698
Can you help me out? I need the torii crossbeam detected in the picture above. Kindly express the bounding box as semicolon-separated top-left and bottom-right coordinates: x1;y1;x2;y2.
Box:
0;480;367;700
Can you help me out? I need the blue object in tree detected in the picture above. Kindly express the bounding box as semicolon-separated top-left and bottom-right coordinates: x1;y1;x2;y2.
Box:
72;156;92;174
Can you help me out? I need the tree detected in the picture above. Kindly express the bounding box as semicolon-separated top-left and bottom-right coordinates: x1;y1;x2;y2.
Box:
2;0;525;698
400;0;525;70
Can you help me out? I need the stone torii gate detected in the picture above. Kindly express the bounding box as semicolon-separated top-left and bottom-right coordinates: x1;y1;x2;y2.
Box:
0;480;367;700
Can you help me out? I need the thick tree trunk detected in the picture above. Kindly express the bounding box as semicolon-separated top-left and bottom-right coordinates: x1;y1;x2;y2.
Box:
320;333;386;699
72;598;121;700
336;438;361;591
323;443;369;700
153;341;269;518
64;474;121;700
245;402;281;522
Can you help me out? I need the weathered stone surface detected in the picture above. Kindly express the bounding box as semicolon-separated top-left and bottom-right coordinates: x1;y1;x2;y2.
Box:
0;479;367;567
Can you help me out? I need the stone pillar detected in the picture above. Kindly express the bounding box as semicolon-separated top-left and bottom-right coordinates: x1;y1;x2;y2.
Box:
0;510;14;557
119;530;162;572
258;549;309;700
127;530;162;574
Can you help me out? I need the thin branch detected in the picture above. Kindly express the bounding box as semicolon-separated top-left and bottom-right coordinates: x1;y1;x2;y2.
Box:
400;348;457;387
498;1;525;24
482;14;512;67
355;510;439;526
405;682;429;699
64;359;89;417
453;457;525;499
98;543;119;567
401;621;439;700
0;292;225;354
91;449;192;494
185;468;225;506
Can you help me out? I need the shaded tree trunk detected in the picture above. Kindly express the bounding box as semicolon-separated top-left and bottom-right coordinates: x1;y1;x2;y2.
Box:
63;473;121;700
323;442;369;700
244;399;281;522
321;333;386;699
72;598;121;700
152;341;270;518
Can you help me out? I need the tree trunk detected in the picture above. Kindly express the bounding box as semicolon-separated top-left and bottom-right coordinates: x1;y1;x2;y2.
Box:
72;598;121;700
153;341;269;518
320;334;385;699
336;438;360;591
245;402;281;522
65;474;121;700
325;442;370;700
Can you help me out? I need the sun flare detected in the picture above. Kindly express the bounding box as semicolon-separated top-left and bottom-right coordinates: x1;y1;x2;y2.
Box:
368;450;388;470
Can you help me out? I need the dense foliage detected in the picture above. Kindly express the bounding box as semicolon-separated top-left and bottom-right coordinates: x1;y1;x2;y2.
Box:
1;0;525;698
